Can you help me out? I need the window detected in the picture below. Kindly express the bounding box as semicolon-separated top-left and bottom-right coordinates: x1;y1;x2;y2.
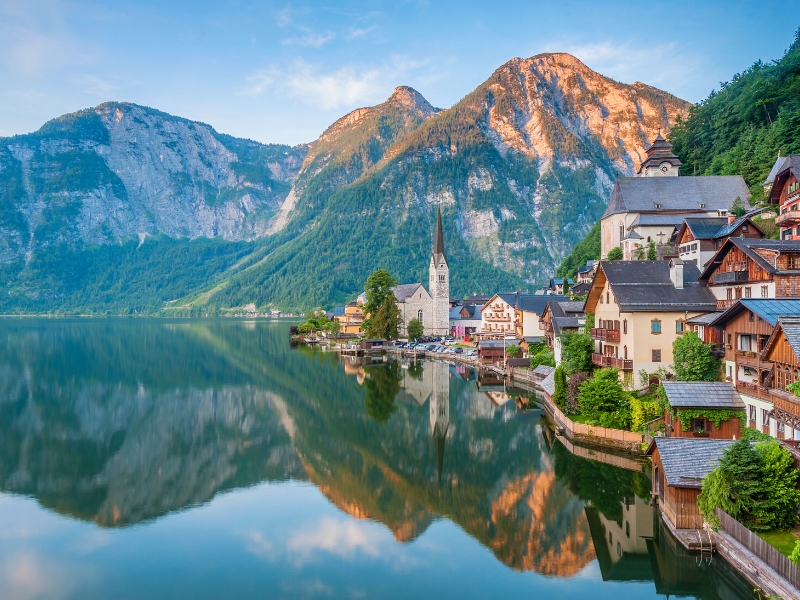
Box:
749;311;754;322
789;255;800;269
749;405;756;422
761;285;769;298
418;310;423;321
692;418;707;434
778;421;786;435
619;224;624;242
626;522;630;538
606;292;610;304
654;203;661;209
727;288;733;300
676;320;684;334
745;287;752;298
735;287;743;299
651;319;661;334
727;334;732;346
624;345;628;359
623;319;627;334
762;409;770;427
652;349;661;362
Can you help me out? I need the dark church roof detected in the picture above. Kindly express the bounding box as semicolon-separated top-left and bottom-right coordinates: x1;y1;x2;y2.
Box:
603;176;750;219
432;204;447;266
636;132;683;174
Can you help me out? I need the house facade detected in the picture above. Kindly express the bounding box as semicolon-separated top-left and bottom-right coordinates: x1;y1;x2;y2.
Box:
675;215;763;268
516;294;569;339
585;259;717;389
449;304;482;339
709;299;800;439
479;293;518;336
699;238;800;309
762;317;800;439
334;302;365;334
600;135;750;258
766;155;800;239
661;382;745;439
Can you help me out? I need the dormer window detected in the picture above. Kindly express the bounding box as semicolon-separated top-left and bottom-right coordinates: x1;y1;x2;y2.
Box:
654;203;661;209
699;203;706;209
718;210;727;217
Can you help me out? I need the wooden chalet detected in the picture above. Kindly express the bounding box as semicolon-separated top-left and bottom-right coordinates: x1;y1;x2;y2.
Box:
660;382;745;439
647;437;735;530
476;340;512;365
765;155;800;239
699;238;800;309
762;317;800;436
674;215;763;269
709;299;800;437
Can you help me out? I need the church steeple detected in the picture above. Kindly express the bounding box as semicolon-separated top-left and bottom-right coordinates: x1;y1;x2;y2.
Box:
432;204;447;264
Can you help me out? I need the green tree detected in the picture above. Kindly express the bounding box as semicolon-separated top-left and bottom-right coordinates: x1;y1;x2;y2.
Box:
407;318;424;341
633;244;646;260
731;196;747;216
606;247;623;260
753;440;800;530
560;331;594;374
505;344;521;358
553;366;567;409
363;269;398;316
578;368;630;428
672;330;719;381
647;241;657;260
365;299;401;339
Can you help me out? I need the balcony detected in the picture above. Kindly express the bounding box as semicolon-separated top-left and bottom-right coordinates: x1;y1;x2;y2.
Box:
735;381;772;402
484;315;511;322
775;209;800;228
716;299;736;309
713;271;749;284
591;353;633;371
770;388;800;418
591;327;620;342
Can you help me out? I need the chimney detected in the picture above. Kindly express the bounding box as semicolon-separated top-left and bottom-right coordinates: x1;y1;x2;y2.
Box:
670;258;684;289
728;215;736;225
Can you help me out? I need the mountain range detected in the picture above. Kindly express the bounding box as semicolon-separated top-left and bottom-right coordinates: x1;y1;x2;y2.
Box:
0;53;689;313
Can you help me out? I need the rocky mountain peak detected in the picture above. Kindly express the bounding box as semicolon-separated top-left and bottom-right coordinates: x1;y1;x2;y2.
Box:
387;86;438;117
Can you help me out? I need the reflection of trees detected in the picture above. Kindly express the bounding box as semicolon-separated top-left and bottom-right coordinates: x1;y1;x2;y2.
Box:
407;361;424;381
363;362;402;423
553;441;651;522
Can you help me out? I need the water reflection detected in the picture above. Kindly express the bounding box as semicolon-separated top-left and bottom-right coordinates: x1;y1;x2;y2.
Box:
0;320;756;598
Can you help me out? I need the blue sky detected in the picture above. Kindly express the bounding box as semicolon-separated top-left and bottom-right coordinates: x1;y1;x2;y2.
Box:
0;0;797;145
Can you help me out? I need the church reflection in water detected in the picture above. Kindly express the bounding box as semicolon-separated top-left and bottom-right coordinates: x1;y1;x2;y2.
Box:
0;320;756;597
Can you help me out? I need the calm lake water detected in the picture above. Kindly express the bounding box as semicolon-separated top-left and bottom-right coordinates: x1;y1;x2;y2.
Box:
0;319;755;600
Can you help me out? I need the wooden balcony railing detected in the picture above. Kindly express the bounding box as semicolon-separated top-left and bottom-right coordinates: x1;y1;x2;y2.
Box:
717;299;736;309
735;350;769;369
775;209;800;228
714;271;749;284
591;328;620;342
770;388;800;418
735;381;772;402
591;353;633;371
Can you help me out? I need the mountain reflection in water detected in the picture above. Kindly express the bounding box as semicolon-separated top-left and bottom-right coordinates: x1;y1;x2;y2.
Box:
0;320;755;599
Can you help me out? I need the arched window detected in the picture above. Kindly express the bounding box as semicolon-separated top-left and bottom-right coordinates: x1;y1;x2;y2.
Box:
624;345;628;359
623;319;627;334
418;310;423;321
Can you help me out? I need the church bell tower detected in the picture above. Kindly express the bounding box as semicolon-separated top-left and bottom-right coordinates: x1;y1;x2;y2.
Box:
429;205;450;336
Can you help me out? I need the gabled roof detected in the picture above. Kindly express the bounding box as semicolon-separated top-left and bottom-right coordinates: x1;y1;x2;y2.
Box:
552;316;581;335
393;283;427;302
700;238;800;281
570;282;592;296
517;294;569;315
464;294;492;305
764;155;789;185
679;217;729;240
602;176;750;219
762;316;800;362
661;382;745;410
712;215;764;240
478;340;518;349
587;260;717;313
685;312;721;326
576;265;594;274
558;301;586;314
479;293;518;311
331;306;346;317
648;438;735;489
532;365;555;378
709;298;800;328
450;305;480;320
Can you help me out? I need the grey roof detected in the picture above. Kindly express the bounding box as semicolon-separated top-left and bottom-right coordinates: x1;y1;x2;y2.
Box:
576;266;593;274
599;260;717;312
552;316;581;335
331;306;346;317
517;294;569;315
774;155;800;183
393;283;426;302
432;204;447;265
558;301;586;314
681;217;729;240
685;311;721;325
710;299;800;328
450;305;480;320
549;278;574;286
533;365;555;378
632;213;698;228
653;438;736;489
478;340;519;349
570;282;592;296
773;317;800;359
496;293;519;307
662;382;745;410
523;336;544;343
603;176;750;219
449;306;463;319
464;295;492;305
700;238;800;280
712;215;763;239
540;370;555;396
764;155;789;185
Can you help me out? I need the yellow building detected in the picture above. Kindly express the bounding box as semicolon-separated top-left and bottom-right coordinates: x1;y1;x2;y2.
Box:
585;259;717;389
334;301;365;334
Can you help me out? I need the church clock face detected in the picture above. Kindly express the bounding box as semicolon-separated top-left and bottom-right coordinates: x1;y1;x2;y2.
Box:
661;165;669;173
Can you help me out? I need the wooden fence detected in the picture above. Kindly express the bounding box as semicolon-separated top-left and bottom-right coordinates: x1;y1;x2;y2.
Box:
715;508;800;590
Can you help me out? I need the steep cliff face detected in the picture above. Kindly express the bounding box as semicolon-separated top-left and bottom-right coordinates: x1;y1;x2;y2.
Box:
0;102;306;264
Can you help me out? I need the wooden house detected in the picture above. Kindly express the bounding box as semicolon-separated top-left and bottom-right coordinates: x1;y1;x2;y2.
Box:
647;437;735;530
674;215;763;268
661;382;745;439
539;300;584;365
762;317;800;437
476;340;510;365
360;339;386;352
709;299;800;437
765;155;800;239
699;238;800;309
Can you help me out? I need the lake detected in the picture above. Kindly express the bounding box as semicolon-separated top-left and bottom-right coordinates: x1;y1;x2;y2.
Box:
0;319;755;599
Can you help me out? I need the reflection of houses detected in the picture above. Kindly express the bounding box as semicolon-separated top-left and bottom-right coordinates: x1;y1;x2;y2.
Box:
647;437;734;530
661;382;745;439
429;360;450;484
585;498;654;581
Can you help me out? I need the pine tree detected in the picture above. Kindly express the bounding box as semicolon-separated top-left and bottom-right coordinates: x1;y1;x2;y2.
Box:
553;366;567;410
647;241;657;260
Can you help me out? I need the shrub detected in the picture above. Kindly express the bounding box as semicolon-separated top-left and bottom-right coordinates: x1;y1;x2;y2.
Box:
578;368;630;427
629;396;662;431
565;371;589;415
672;330;719;381
553;366;567;410
606;247;623;260
505;344;521;358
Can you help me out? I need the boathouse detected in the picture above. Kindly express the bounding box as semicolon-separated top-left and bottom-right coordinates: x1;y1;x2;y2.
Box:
661;382;745;439
476;340;510;365
647;437;735;529
359;339;386;352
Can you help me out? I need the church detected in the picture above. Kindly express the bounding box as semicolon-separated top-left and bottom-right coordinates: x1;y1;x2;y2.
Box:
393;206;450;337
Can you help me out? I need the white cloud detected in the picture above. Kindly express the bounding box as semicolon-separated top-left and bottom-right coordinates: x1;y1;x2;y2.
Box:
0;553;76;600
285;517;384;564
73;74;116;98
243;55;429;109
346;26;377;41
282;32;335;48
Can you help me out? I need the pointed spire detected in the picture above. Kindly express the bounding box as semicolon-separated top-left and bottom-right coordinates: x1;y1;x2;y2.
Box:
433;204;446;260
